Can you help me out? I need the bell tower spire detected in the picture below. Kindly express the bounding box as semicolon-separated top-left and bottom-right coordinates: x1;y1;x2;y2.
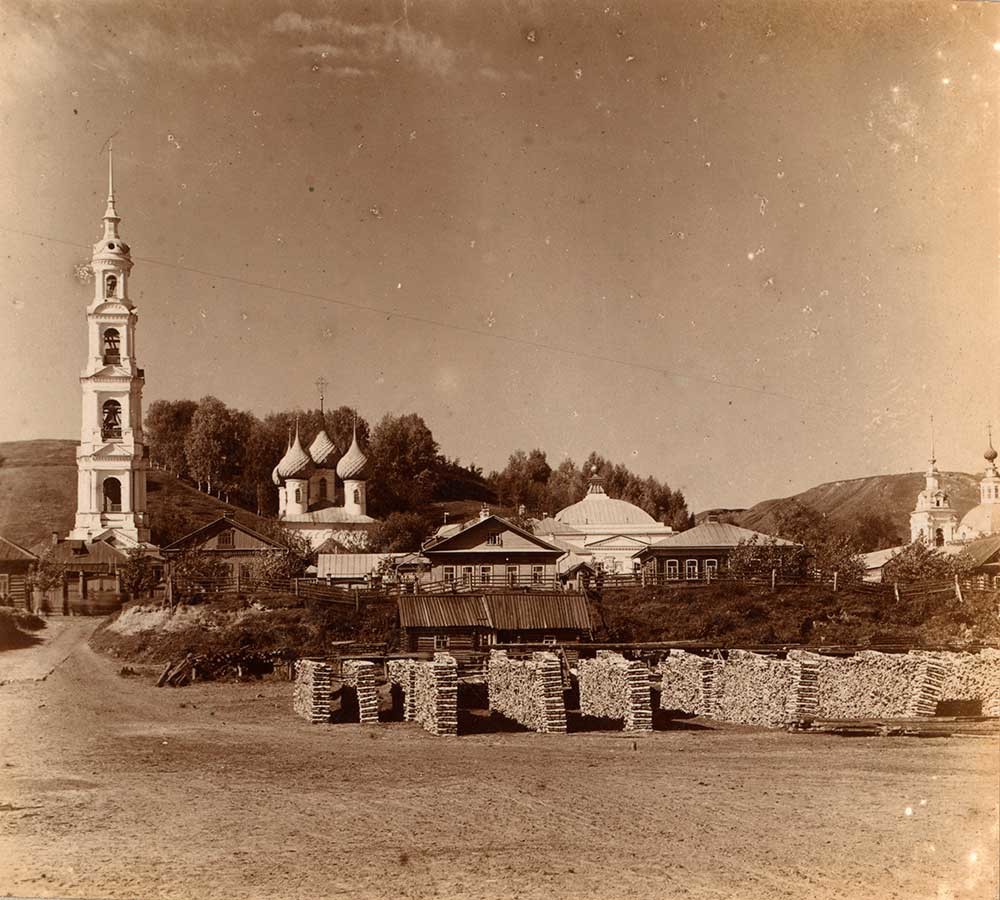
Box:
68;146;150;544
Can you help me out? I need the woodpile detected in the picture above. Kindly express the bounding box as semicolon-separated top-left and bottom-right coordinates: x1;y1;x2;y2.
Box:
714;650;798;728
341;660;379;725
293;659;334;723
157;654;197;688
487;650;566;734
923;649;1000;716
386;655;458;736
156;648;295;687
577;651;652;732
816;651;923;720
658;650;704;715
787;650;823;719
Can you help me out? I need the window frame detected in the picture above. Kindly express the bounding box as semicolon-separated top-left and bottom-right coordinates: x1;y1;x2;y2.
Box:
685;559;699;580
666;559;680;580
217;529;235;549
434;635;449;651
443;566;455;583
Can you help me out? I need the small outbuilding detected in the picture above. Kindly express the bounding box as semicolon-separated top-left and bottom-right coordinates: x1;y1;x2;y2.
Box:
0;535;37;608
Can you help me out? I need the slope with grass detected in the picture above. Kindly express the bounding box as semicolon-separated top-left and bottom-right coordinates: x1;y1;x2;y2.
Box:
0;439;276;548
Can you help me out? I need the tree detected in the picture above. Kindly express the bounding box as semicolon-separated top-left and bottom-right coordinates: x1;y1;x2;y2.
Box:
494;449;552;511
185;396;236;495
367;511;435;552
728;535;807;578
145;399;197;477
28;545;65;595
117;547;158;598
368;413;441;513
246;525;313;583
882;538;977;584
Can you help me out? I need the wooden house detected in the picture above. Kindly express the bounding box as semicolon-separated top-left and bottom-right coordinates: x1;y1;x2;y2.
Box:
398;592;592;661
161;514;285;583
633;519;800;581
420;511;565;590
0;535;37;609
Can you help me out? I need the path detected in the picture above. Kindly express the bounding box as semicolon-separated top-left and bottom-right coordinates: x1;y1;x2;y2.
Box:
0;616;100;685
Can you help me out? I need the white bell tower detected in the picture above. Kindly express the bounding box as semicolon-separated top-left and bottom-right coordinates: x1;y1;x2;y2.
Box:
68;145;151;543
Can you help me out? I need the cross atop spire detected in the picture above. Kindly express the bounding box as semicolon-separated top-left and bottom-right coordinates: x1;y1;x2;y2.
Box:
315;376;328;415
103;141;120;226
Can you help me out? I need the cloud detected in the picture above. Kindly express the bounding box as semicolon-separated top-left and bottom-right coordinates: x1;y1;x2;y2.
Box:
270;13;457;77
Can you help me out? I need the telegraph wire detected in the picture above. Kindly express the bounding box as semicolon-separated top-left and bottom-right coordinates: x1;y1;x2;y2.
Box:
1;223;853;414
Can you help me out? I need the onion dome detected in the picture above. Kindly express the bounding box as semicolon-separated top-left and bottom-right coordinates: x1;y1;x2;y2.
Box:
985;438;998;465
336;429;369;481
308;428;337;466
275;428;312;481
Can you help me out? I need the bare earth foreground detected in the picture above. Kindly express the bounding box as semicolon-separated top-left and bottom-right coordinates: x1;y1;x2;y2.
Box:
1;620;997;900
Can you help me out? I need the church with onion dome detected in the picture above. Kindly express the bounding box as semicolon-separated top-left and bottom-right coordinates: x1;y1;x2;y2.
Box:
533;468;675;574
271;422;377;550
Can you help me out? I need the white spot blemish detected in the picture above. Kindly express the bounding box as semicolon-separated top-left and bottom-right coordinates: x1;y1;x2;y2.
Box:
486;311;496;328
574;68;583;79
905;807;913;816
969;851;978;864
941;77;950;86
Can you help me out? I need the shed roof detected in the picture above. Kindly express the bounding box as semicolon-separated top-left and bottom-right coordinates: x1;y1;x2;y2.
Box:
316;553;393;579
0;535;37;562
398;592;591;631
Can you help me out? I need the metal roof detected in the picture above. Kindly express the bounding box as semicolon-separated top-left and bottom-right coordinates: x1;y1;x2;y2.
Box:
316;553;393;578
163;516;285;551
398;592;591;631
422;514;563;553
640;522;799;552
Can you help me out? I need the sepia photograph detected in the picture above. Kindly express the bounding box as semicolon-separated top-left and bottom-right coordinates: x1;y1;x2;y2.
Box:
1;1;998;898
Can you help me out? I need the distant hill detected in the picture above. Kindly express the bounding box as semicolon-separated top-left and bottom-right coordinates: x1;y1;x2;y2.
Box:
0;439;276;549
727;471;982;540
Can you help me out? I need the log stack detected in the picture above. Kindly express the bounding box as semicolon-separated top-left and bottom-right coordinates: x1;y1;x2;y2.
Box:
342;660;379;725
386;656;458;735
487;650;566;734
293;659;334;723
577;651;652;732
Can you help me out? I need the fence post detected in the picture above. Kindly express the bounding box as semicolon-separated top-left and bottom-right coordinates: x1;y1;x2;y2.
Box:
354;588;360;612
954;575;963;605
771;568;776;592
294;578;300;598
833;571;838;592
893;581;900;603
235;568;240;593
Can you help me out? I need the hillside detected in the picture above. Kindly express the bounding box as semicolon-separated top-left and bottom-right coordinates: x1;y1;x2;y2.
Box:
729;471;981;541
0;440;276;549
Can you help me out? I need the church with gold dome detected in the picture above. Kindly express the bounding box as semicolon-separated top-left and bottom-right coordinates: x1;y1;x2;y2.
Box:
271;422;377;550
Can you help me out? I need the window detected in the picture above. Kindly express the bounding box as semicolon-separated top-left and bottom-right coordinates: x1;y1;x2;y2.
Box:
318;478;328;500
531;565;544;584
217;529;234;548
443;566;455;583
294;487;302;503
685;559;698;580
461;566;474;586
705;559;718;579
480;566;492;584
486;531;503;546
666;560;679;580
506;565;518;586
935;528;945;548
102;477;122;513
353;489;360;505
239;565;252;583
0;575;8;597
542;635;557;646
101;399;122;440
434;635;449;650
103;328;121;365
105;274;117;298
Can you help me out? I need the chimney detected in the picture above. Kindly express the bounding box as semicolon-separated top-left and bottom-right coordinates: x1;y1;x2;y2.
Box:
706;513;720;524
479;503;491;521
51;531;59;546
443;512;449;524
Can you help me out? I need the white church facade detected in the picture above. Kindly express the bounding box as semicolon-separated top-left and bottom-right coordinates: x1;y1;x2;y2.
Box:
68;147;152;547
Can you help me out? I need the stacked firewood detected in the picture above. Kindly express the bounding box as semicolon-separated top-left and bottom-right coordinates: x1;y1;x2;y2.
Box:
657;650;707;715
157;648;295;687
714;650;798;728
341;660;379;725
487;650;566;733
578;651;652;732
293;659;334;723
817;651;924;720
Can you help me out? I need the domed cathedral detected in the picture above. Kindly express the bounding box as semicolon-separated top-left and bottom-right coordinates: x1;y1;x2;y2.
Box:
534;467;675;574
272;422;376;550
67;145;152;547
956;430;1000;541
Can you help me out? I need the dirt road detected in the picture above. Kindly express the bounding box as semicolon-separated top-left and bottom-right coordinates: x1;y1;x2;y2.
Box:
1;626;997;900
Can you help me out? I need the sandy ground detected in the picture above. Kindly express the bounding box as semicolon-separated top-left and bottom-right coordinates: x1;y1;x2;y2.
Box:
0;626;998;900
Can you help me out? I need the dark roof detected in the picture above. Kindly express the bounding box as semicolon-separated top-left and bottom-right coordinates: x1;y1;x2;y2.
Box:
636;522;799;556
422;514;564;553
398;592;591;632
0;535;37;562
162;516;285;551
35;538;129;570
946;534;1000;568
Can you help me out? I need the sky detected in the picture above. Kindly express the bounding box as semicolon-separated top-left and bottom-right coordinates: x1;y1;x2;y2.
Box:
0;0;997;513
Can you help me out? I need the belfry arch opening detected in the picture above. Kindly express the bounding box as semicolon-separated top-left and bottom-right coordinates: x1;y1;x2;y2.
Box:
102;477;122;513
105;273;117;298
101;399;122;440
103;328;121;365
935;528;945;547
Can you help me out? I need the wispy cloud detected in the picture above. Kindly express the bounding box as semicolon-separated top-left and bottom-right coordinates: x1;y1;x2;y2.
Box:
270;12;457;78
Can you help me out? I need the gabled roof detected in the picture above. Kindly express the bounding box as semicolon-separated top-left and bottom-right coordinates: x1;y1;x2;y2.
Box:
162;516;285;551
422;514;563;553
941;534;1000;567
0;535;37;562
33;537;130;569
583;534;650;550
282;508;375;524
637;522;799;555
398;592;591;631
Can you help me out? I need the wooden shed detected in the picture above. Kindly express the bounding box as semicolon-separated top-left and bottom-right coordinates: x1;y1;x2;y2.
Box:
0;535;37;609
161;514;285;583
398;592;592;663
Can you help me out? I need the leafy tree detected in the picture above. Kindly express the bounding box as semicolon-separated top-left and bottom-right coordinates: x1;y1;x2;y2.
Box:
367;511;435;552
117;547;158;597
882;538;977;584
145;399;197;476
185;396;236;495
29;545;65;594
728;535;807;578
169;547;229;582
368;413;441;513
246;525;314;583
